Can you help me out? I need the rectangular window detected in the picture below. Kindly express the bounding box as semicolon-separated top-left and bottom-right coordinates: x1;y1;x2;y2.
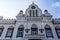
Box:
31;31;38;35
33;10;34;17
45;28;53;38
30;10;31;16
31;28;38;35
56;29;60;38
5;28;14;38
0;28;4;37
16;28;23;37
17;31;23;37
36;10;38;16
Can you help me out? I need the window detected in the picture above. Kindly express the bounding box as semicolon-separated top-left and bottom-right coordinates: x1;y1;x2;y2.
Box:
31;6;35;9
5;28;14;38
0;27;4;37
31;28;38;35
31;24;38;35
36;10;38;16
17;28;24;37
45;25;53;38
16;25;24;37
55;27;60;38
30;10;31;16
33;10;34;16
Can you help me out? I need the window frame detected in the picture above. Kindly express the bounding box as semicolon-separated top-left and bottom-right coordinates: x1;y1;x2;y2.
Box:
5;28;14;38
31;24;38;35
45;25;53;38
55;28;60;38
30;10;31;16
33;10;34;17
31;6;36;9
36;10;38;16
0;28;4;37
45;28;53;38
16;28;24;37
31;28;38;35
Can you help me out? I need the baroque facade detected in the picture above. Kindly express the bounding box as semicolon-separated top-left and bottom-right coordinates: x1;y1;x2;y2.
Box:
0;2;60;40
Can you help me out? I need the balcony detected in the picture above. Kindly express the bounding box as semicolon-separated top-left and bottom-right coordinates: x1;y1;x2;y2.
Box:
27;17;42;21
24;34;45;38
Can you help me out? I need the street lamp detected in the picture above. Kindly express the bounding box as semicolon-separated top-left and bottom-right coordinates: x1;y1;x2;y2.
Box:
25;29;30;33
25;15;30;33
39;22;44;33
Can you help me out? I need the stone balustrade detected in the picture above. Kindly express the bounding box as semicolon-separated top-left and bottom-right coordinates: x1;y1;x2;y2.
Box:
24;34;45;38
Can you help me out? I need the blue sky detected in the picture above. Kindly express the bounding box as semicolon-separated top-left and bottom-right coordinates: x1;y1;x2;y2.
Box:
0;0;60;19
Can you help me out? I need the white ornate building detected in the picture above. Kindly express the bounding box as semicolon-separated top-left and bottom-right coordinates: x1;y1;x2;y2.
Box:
0;2;60;40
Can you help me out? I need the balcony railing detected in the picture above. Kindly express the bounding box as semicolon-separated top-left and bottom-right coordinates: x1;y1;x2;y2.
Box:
27;17;42;21
24;34;45;38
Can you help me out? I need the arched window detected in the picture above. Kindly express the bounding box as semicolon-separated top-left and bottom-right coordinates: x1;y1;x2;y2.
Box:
36;10;38;16
30;10;31;16
31;24;38;35
5;26;14;38
0;26;4;37
16;24;24;37
45;25;53;38
55;26;60;38
33;10;34;17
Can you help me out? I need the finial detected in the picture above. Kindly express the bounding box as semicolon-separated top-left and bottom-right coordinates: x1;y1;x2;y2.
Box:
32;0;34;4
32;1;34;3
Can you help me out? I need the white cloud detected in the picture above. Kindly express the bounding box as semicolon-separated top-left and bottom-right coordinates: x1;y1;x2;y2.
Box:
52;2;60;7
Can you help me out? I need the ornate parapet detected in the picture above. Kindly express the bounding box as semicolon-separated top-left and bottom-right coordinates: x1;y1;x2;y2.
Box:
0;38;24;40
52;18;60;24
0;19;16;24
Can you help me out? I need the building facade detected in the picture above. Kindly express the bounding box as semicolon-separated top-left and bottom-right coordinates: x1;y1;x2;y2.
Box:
0;2;60;40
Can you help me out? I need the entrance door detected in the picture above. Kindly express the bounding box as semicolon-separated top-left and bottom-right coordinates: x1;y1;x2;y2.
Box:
29;39;42;40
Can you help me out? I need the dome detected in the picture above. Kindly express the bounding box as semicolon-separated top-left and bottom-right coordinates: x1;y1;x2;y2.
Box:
44;10;52;17
16;10;23;17
19;10;23;14
44;10;48;13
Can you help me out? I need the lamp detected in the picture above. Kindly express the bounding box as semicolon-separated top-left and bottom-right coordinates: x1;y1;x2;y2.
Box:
39;29;44;33
39;21;44;33
25;29;30;33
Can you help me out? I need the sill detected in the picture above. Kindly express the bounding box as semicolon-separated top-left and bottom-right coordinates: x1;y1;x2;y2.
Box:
5;36;12;38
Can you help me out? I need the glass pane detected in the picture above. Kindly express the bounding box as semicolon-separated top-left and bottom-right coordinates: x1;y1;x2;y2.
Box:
46;30;51;32
31;31;38;35
58;32;60;36
17;28;23;37
31;6;35;9
17;31;23;37
57;29;60;37
0;29;2;32
46;32;52;36
6;29;13;36
18;28;23;31
46;29;53;37
57;30;60;32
